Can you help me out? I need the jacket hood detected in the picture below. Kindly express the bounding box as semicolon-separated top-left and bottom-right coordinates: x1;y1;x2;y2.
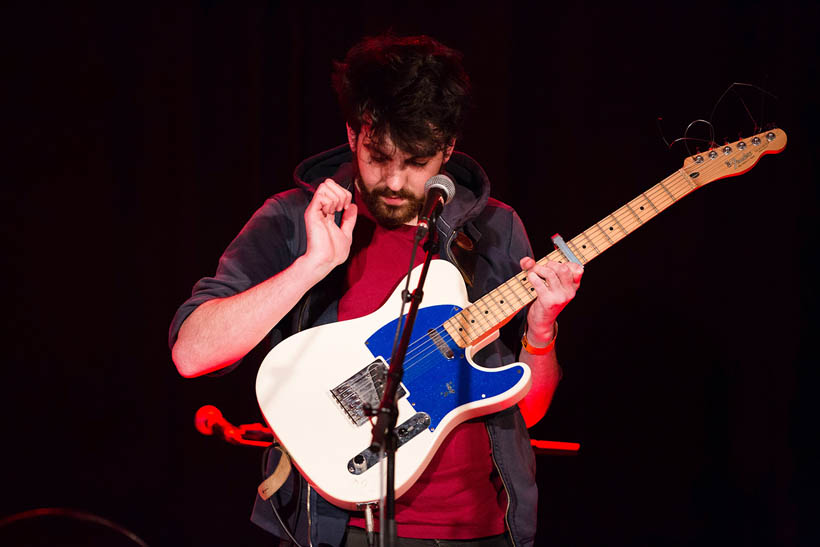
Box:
292;144;492;230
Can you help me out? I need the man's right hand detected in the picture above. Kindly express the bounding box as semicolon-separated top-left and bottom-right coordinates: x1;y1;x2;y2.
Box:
302;178;358;279
173;178;358;377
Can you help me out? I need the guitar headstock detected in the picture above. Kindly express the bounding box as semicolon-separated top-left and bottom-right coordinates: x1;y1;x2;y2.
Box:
682;128;787;186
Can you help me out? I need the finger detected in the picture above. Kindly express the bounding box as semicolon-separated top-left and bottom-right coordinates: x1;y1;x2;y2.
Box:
313;185;345;215
541;266;561;291
528;262;561;289
526;270;552;301
306;190;332;216
322;179;350;211
548;262;575;288
519;256;536;271
339;203;358;239
316;182;343;209
549;261;583;287
570;263;584;285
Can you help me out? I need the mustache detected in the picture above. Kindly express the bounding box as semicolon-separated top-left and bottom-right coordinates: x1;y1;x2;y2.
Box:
372;187;418;200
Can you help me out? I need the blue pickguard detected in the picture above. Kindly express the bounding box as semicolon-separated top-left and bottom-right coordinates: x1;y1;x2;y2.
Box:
364;304;525;431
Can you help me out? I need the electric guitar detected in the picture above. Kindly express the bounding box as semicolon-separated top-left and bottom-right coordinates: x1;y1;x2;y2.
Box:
256;128;787;510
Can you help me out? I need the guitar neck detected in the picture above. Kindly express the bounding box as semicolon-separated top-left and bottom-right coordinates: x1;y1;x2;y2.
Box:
442;169;701;348
544;168;700;265
441;128;786;348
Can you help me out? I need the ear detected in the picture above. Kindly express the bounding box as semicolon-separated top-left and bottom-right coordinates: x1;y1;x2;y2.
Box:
346;123;358;153
443;139;456;163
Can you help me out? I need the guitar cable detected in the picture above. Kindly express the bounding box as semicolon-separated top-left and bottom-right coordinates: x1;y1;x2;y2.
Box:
263;444;305;547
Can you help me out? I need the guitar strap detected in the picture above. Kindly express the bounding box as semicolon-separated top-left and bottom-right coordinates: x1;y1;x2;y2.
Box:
257;446;292;500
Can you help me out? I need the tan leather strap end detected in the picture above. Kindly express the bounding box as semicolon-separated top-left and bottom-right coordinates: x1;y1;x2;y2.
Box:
257;447;292;501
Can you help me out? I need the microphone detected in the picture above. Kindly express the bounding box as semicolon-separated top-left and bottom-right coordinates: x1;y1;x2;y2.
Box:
195;404;233;437
416;174;455;239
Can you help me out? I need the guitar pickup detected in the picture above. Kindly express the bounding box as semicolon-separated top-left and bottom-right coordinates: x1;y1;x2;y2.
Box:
347;412;431;475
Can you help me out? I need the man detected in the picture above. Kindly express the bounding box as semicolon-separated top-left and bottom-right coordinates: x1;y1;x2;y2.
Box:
170;34;582;546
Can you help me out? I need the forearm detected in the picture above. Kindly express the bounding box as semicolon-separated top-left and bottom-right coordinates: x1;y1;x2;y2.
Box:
517;322;561;428
172;255;326;377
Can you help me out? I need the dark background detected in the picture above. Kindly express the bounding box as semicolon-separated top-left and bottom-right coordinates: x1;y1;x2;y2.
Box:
3;2;818;546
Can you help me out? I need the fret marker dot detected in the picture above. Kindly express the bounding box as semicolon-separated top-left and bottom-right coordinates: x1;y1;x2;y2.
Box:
609;226;614;230
582;245;587;249
640;206;645;210
471;319;475;323
500;300;504;304
530;287;535;291
484;310;489;314
458;328;463;331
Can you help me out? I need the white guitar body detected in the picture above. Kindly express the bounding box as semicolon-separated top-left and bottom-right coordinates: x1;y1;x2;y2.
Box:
256;260;532;510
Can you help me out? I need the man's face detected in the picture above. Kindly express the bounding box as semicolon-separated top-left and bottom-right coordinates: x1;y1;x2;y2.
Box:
348;125;452;228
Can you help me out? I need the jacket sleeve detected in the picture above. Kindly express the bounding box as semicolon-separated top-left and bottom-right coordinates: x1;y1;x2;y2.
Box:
468;205;535;367
167;190;308;351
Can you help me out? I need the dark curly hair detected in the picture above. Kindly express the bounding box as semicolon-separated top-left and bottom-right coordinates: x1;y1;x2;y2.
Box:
332;34;471;157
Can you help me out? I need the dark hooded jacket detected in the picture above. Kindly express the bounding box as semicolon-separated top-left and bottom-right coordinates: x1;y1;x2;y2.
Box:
169;144;539;546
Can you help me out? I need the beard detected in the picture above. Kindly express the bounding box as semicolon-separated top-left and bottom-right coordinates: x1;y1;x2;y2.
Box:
357;182;425;229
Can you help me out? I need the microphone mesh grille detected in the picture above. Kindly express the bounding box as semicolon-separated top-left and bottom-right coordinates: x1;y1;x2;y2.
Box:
424;174;456;204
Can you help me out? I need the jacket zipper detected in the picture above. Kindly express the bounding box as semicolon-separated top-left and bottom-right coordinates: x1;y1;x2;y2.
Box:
486;422;516;547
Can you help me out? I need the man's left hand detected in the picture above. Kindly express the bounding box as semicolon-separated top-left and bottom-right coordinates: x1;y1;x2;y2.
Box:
520;257;583;345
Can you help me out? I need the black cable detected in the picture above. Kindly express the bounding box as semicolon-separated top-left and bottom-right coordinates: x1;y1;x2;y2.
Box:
262;445;305;547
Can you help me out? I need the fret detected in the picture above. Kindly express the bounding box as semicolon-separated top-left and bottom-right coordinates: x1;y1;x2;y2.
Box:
484;288;509;316
624;202;644;225
476;299;497;328
658;180;677;202
580;231;601;255
462;305;490;333
640;192;660;214
567;238;591;264
453;312;474;342
678;169;698;190
547;249;564;263
595;222;614;246
618;209;641;237
477;294;504;323
444;318;468;347
607;213;629;238
499;281;524;309
667;174;691;198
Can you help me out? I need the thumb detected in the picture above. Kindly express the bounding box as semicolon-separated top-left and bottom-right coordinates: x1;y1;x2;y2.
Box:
340;203;358;239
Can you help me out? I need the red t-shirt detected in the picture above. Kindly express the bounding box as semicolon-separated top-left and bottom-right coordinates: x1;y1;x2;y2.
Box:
341;193;507;539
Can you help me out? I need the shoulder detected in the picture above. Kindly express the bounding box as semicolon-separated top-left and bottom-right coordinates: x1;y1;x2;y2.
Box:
484;197;516;213
473;197;522;231
240;188;311;229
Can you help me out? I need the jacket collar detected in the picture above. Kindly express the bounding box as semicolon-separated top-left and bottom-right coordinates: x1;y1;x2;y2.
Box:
292;144;492;234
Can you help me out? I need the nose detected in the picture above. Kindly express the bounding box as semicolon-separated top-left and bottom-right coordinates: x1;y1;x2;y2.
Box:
383;164;406;192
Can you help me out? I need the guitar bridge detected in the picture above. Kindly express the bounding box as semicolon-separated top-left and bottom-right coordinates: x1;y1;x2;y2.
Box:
330;358;407;426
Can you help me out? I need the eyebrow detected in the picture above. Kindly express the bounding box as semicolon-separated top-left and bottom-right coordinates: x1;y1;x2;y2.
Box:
364;143;434;161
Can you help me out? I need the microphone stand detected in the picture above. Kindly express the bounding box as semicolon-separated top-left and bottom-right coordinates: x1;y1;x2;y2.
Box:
370;212;441;547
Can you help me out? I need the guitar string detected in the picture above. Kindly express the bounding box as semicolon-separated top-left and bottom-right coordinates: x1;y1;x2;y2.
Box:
337;137;777;399
341;174;687;395
574;140;777;257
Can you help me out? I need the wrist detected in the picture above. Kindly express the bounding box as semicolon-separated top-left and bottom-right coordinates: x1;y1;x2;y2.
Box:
521;321;557;355
293;254;333;285
524;321;555;347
